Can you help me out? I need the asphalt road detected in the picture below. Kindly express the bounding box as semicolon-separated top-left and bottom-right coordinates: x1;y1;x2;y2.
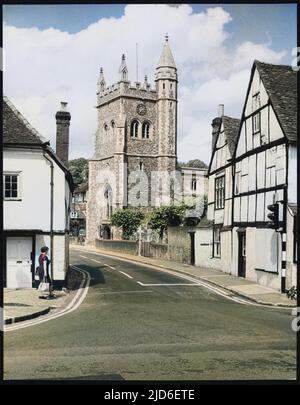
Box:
4;248;297;381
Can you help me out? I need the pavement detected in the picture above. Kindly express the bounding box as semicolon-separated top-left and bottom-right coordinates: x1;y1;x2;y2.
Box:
71;244;296;308
4;288;69;325
4;266;84;325
4;247;296;380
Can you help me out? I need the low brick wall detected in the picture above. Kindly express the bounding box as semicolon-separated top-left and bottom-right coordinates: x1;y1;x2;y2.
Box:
95;239;138;255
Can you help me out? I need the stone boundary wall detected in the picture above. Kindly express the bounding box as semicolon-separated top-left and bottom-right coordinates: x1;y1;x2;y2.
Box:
95;239;138;256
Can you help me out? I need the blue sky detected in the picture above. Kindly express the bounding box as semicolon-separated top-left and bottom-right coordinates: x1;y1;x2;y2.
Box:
3;3;297;61
3;4;297;162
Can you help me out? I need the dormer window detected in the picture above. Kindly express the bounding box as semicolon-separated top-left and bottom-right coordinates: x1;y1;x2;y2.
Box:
142;122;150;139
131;120;139;138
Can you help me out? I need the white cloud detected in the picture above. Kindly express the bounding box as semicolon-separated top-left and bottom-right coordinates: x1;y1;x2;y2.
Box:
3;4;287;164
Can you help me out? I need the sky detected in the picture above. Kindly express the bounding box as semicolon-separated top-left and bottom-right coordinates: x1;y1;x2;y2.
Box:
3;4;297;164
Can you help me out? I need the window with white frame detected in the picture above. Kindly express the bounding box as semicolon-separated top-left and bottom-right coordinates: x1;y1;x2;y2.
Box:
253;113;260;134
191;178;197;192
215;175;225;209
4;173;20;199
213;226;221;258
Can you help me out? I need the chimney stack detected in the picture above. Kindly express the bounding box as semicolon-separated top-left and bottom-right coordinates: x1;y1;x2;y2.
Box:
211;104;223;150
55;102;71;166
218;104;224;117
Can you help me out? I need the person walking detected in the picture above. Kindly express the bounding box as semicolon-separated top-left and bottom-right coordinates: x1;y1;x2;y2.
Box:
38;246;54;299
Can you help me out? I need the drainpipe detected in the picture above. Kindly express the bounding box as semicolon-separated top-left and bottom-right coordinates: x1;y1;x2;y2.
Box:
43;150;54;281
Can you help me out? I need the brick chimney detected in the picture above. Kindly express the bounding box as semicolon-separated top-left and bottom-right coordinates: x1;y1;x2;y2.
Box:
55;102;71;166
211;104;223;150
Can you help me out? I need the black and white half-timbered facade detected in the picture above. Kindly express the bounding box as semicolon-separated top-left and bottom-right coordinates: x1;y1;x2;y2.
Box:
194;61;297;293
195;108;240;272
232;61;297;292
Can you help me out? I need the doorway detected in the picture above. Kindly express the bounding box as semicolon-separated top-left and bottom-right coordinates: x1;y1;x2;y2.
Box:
6;237;33;288
238;231;246;278
190;232;195;266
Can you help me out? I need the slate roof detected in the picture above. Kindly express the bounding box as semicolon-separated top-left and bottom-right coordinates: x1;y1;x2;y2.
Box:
3;96;46;145
222;116;240;156
255;60;297;143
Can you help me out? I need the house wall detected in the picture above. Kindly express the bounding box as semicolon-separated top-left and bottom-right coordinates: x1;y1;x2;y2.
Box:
4;148;70;232
288;145;297;204
231;226;281;291
195;228;232;272
195;228;212;268
4;148;71;282
232;65;288;291
286;207;297;289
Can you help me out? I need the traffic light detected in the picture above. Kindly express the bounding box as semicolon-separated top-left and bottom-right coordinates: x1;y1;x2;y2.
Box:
267;202;279;230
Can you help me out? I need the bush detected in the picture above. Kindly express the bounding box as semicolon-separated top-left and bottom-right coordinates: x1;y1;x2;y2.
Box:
148;205;186;241
111;209;145;240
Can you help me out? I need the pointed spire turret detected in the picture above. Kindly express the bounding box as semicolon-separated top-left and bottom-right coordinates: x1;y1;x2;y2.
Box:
119;54;128;82
97;67;106;93
156;34;176;69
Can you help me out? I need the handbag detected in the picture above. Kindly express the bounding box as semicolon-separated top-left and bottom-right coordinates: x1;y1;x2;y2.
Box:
38;277;50;295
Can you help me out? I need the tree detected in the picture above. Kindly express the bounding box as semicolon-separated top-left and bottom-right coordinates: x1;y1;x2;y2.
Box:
177;159;208;169
68;158;89;187
111;209;145;240
149;205;186;241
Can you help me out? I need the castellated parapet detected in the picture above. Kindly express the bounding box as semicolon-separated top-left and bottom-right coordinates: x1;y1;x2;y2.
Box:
97;80;157;107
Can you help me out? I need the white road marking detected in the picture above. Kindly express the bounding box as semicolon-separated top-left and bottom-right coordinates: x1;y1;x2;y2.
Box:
96;290;153;295
119;271;133;279
89;258;102;264
137;282;200;286
79;255;91;260
5;266;91;332
104;264;116;270
72;248;292;310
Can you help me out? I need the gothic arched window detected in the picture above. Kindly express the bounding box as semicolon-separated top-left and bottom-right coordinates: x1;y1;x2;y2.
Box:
131;120;139;138
142;122;150;139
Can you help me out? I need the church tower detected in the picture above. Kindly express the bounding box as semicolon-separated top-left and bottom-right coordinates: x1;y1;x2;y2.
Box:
155;34;178;172
87;36;178;242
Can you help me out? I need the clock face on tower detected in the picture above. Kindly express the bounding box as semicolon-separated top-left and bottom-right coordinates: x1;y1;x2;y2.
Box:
137;104;147;116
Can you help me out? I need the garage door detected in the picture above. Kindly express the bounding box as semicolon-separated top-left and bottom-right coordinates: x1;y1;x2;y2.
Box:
6;237;33;289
